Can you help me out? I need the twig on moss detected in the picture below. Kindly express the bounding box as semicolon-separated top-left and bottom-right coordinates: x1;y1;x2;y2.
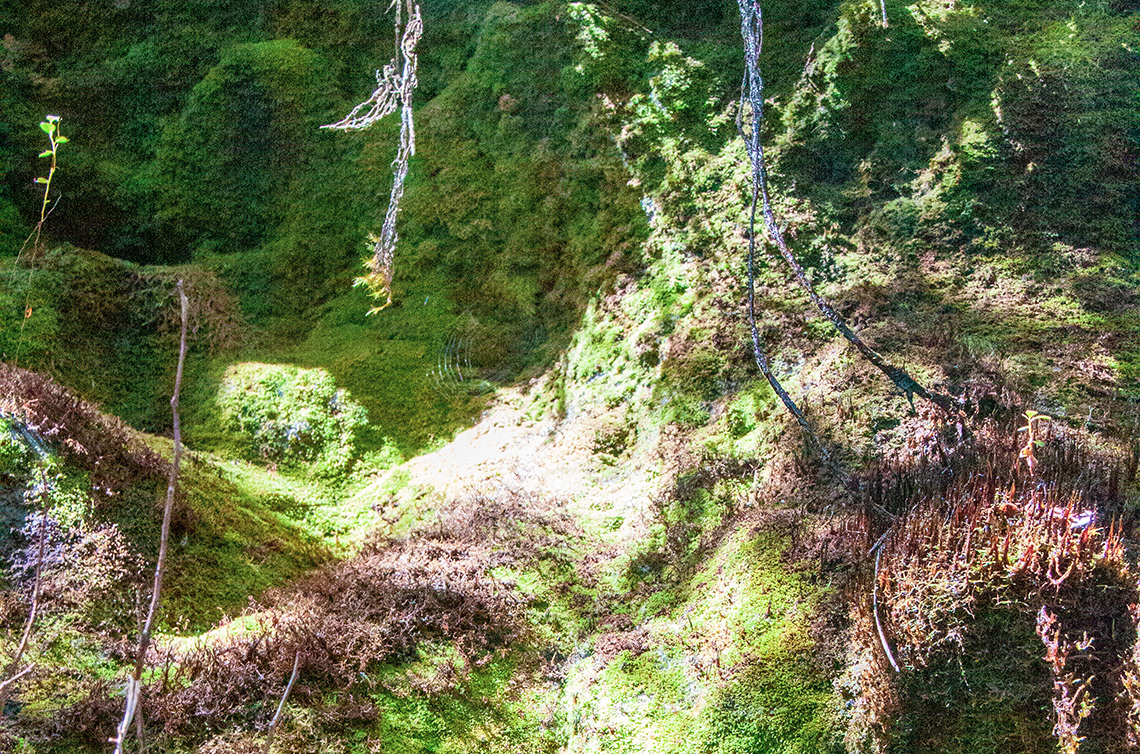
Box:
264;651;301;754
112;280;188;754
871;539;900;673
735;0;827;460
0;664;33;694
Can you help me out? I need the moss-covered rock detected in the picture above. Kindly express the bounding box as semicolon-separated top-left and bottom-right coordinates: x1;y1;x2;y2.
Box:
216;362;368;476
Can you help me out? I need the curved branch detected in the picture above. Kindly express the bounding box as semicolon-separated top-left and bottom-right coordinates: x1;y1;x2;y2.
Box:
736;0;955;414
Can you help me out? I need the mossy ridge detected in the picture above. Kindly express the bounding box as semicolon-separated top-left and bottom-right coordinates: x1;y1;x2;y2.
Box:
161;450;376;631
560;520;839;754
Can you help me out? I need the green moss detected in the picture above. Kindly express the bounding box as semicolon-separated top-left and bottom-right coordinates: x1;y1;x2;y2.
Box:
137;448;380;630
216;361;369;476
0;262;62;368
891;603;1052;753
564;521;839;754
363;653;563;754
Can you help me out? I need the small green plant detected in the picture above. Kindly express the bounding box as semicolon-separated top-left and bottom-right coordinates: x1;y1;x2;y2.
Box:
32;115;67;238
13;115;68;368
1018;409;1051;475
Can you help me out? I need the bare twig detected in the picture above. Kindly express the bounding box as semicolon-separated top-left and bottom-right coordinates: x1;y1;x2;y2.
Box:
734;0;838;469
872;542;900;673
0;469;51;709
111;280;188;754
0;664;34;694
264;652;301;754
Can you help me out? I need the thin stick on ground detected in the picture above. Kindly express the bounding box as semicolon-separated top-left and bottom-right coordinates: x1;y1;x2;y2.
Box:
0;664;33;695
111;280;188;754
872;541;900;673
736;0;953;413
0;468;51;709
264;652;302;754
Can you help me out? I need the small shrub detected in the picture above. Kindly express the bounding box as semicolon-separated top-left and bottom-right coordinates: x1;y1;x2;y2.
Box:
216;362;368;475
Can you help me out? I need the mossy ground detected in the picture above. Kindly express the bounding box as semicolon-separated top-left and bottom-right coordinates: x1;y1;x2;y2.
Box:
0;0;1137;751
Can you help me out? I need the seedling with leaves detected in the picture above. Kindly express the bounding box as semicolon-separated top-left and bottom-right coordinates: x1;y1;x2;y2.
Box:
14;115;68;369
1019;410;1052;475
33;115;67;234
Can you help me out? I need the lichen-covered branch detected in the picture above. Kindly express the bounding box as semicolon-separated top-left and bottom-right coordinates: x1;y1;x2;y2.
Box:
324;1;423;314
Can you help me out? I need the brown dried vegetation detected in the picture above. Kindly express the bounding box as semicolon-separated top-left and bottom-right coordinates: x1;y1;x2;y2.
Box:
44;488;584;745
843;409;1140;751
0;365;167;496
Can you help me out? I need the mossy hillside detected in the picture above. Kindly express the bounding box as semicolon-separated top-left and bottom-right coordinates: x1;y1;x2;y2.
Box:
0;404;374;631
160;448;390;630
0;426;375;745
389;0;647;339
215;361;368;474
154;1;647;455
0;246;254;436
887;604;1053;753
573;0;1140;448
559;521;839;754
0;1;1137;752
0;0;409;263
775;0;1138;254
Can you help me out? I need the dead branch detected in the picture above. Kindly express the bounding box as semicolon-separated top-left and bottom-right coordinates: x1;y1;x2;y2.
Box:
872;540;900;673
264;651;301;754
0;664;34;694
112;280;188;754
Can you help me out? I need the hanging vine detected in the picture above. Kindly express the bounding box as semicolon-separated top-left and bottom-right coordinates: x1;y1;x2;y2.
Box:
324;1;423;313
736;0;955;416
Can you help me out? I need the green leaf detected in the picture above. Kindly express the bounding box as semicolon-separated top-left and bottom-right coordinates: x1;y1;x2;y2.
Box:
45;114;60;122
54;136;68;144
33;177;48;184
37;150;52;158
39;122;53;134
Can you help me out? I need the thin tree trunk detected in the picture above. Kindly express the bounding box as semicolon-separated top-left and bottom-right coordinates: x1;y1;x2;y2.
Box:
111;280;188;754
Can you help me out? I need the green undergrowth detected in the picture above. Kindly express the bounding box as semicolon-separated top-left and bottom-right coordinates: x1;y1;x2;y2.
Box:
355;652;562;754
1;0;1137;751
163;450;383;630
2;424;376;634
561;521;840;754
